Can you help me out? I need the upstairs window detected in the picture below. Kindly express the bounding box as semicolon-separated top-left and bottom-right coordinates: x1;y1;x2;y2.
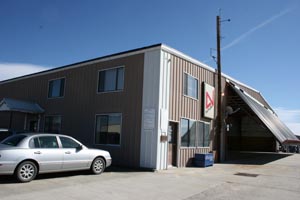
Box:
48;78;65;98
184;73;198;99
98;67;124;93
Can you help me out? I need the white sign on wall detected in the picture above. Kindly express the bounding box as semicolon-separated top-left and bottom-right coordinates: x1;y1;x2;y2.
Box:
143;108;156;130
203;83;215;119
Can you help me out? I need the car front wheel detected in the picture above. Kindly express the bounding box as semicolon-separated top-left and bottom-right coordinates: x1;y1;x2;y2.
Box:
91;157;105;174
15;161;38;183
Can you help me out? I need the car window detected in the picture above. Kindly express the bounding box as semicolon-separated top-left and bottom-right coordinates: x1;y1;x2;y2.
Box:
37;136;59;148
60;136;81;148
1;134;27;146
29;138;41;148
0;130;13;141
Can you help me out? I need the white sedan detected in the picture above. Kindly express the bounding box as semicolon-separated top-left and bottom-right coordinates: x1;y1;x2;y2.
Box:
0;133;112;182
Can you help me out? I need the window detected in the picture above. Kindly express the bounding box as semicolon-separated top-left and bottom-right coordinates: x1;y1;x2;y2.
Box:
29;136;59;148
48;78;65;98
180;119;210;147
184;73;198;99
44;116;62;134
180;119;196;147
203;123;210;147
98;67;124;92
196;122;210;147
1;135;27;146
95;113;122;145
180;119;189;147
60;137;81;148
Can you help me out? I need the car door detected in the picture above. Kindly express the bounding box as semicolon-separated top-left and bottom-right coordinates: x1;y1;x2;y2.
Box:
59;136;91;170
29;136;64;172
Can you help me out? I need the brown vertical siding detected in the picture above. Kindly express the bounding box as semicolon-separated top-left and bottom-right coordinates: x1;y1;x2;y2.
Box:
169;54;214;167
169;54;215;122
178;147;210;167
0;53;145;168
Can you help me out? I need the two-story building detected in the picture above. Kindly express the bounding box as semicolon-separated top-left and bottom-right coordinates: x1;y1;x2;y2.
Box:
0;44;299;170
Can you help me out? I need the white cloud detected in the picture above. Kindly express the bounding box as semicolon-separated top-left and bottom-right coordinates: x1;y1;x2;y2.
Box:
222;7;295;51
0;62;50;81
274;107;300;136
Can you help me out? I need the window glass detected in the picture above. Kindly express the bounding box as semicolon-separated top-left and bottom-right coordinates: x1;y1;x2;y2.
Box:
204;123;210;147
197;122;204;147
117;68;124;90
104;69;117;91
29;138;40;148
38;136;59;148
98;67;124;92
1;135;27;146
180;119;189;147
60;137;80;148
189;120;196;147
44;116;62;134
180;119;210;148
48;78;65;98
95;113;121;145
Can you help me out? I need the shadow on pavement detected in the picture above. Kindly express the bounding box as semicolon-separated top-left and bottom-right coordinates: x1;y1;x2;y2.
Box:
0;166;152;184
224;151;293;165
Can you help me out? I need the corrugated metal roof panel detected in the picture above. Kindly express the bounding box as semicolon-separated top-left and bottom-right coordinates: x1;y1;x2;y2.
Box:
0;98;44;114
228;82;300;144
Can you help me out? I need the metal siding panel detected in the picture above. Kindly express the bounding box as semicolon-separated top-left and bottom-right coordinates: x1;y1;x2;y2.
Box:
0;54;145;168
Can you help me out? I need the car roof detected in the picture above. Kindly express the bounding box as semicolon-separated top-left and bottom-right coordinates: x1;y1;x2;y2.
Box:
19;133;72;138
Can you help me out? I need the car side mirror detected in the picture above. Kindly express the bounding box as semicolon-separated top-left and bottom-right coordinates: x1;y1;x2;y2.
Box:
76;145;83;151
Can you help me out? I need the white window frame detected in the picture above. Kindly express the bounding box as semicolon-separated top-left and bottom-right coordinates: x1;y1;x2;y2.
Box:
97;66;125;94
47;77;66;99
180;117;210;148
94;113;122;146
183;72;199;100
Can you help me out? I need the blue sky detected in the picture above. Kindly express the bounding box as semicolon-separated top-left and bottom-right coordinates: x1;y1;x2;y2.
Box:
0;0;300;134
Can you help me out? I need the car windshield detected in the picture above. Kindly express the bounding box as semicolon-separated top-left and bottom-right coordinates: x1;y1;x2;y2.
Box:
1;134;27;146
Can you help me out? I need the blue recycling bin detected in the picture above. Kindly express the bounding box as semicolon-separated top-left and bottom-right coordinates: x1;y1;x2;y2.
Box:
194;153;214;167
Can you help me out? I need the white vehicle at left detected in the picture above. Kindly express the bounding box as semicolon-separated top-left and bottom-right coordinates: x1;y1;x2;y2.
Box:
0;133;112;182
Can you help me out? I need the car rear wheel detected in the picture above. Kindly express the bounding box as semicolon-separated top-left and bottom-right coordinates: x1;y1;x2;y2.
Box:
91;157;105;174
15;161;38;183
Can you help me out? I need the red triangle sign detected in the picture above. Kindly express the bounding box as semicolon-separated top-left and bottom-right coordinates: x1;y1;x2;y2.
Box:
206;91;214;109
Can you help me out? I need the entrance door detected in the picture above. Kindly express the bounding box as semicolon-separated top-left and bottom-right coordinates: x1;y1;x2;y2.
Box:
168;122;178;166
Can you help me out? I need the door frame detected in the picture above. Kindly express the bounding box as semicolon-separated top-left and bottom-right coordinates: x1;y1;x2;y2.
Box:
167;121;179;167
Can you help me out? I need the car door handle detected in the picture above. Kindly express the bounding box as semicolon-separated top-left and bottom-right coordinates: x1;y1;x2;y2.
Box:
65;151;71;154
34;151;41;154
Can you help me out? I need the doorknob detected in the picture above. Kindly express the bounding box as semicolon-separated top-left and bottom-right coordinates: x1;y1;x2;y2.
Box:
65;151;71;154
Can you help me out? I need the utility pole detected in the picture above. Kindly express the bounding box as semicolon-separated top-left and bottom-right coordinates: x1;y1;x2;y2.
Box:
215;13;230;162
216;15;222;163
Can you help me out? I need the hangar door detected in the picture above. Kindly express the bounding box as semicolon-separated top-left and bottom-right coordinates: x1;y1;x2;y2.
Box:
225;82;300;152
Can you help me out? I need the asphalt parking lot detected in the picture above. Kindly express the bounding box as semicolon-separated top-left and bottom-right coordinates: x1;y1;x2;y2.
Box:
0;152;300;200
